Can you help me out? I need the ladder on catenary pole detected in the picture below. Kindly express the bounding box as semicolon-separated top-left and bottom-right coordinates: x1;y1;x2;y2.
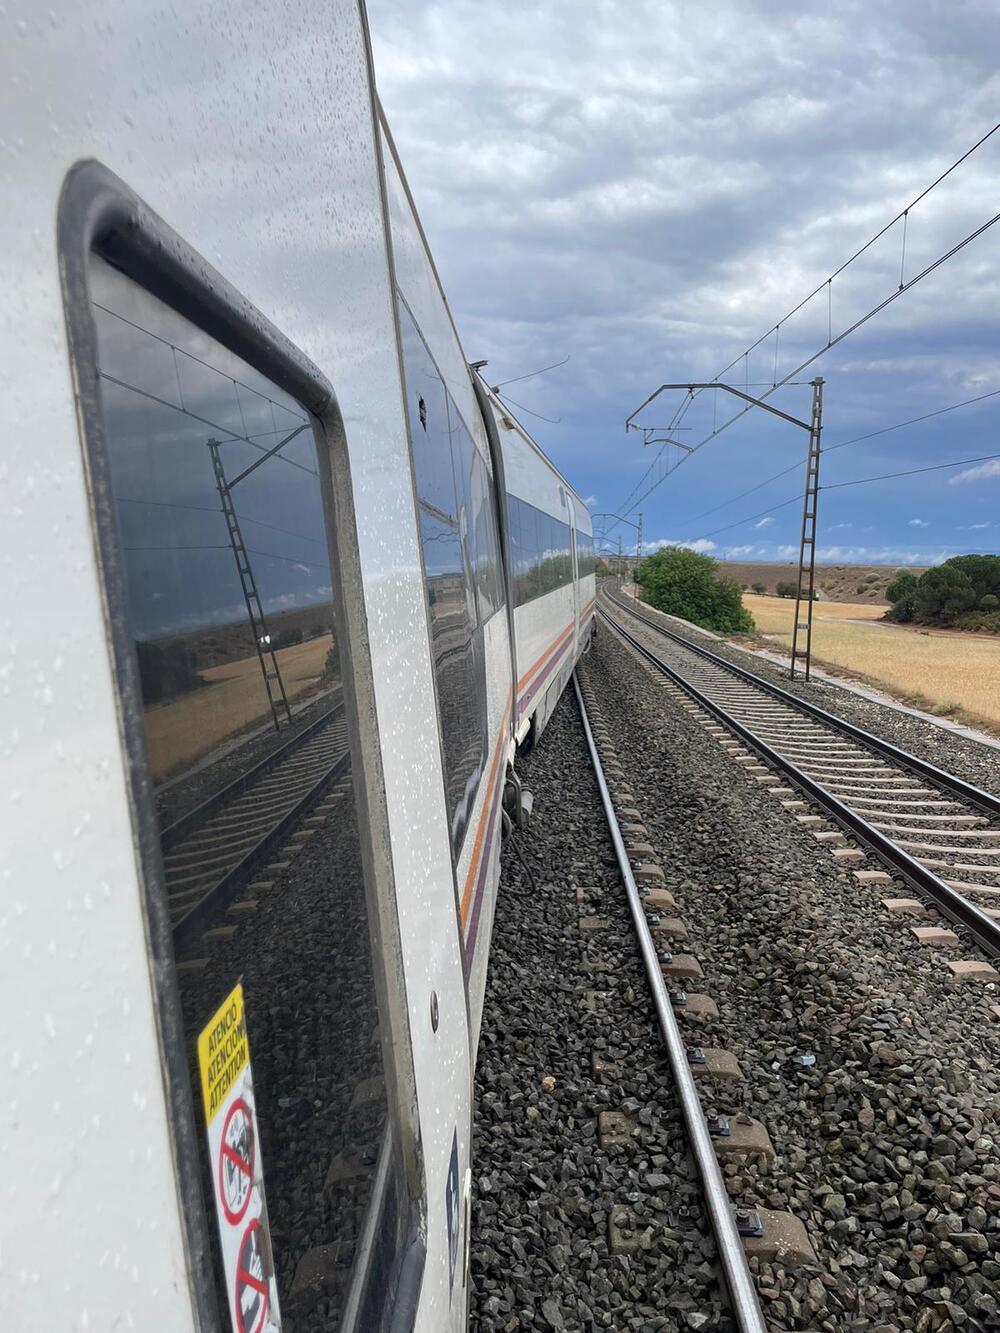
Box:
208;437;293;730
790;377;824;682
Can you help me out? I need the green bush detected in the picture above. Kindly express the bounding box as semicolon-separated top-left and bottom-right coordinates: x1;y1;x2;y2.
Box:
951;610;1000;633
636;547;754;634
775;579;798;598
751;581;766;594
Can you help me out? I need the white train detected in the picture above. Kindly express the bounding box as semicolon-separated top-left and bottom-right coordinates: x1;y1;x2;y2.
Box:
1;4;594;1331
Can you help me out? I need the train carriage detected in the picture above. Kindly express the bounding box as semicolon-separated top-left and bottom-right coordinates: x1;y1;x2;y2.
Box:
1;3;591;1330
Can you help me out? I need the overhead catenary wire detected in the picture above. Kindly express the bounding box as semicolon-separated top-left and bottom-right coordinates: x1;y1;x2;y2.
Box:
822;449;1000;491
115;495;327;545
616;121;1000;523
704;120;1000;390
675;384;1000;532
100;371;318;478
685;449;1000;542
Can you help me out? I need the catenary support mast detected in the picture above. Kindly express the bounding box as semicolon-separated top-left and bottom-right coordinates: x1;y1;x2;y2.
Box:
790;378;824;681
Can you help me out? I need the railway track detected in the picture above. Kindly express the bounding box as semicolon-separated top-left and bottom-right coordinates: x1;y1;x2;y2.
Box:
600;587;1000;958
161;703;351;947
572;671;768;1332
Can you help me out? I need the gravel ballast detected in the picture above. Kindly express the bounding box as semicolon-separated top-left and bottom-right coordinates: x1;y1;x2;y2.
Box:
580;620;1000;1330
470;692;736;1332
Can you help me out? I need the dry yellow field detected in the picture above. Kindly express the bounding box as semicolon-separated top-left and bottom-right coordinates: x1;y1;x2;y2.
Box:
145;633;334;781
742;594;1000;730
746;595;885;633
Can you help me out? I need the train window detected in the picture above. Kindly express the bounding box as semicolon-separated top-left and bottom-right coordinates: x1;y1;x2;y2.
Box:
506;493;577;607
397;298;488;853
469;450;504;622
86;250;406;1332
576;528;595;577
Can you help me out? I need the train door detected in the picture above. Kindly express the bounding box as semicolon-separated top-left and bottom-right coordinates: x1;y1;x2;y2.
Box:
57;162;422;1333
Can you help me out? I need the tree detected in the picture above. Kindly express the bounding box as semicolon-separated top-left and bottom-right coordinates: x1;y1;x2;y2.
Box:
775;580;798;598
914;563;977;625
636;547;754;633
751;581;766;594
885;570;919;623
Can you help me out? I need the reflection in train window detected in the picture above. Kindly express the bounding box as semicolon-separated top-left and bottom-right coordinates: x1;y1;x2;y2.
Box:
89;254;399;1331
506;494;576;606
397;296;491;855
576;528;595;577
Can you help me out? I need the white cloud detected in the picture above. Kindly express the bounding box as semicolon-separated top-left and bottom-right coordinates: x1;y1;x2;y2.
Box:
828;522;853;531
949;459;1000;485
962;521;991;529
583;494;597;505
810;545;950;564
725;544;755;556
907;517;929;527
753;516;775;529
645;537;718;554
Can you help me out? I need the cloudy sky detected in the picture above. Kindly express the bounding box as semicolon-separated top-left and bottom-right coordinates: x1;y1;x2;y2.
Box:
370;0;1000;567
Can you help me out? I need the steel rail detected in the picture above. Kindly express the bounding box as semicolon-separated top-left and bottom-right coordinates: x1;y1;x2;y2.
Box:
597;604;1000;957
572;673;767;1333
604;588;1000;820
161;696;343;851
171;747;351;951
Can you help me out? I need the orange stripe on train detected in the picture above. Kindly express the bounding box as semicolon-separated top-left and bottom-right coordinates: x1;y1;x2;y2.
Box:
459;701;511;930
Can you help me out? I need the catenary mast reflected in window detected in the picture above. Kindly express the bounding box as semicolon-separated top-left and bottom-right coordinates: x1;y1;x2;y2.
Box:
90;255;398;1331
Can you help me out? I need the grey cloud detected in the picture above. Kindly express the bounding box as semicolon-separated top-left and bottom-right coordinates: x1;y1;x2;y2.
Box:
371;0;1000;530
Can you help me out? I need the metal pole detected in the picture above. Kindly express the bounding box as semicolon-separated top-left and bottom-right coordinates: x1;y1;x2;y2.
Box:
790;378;824;682
208;437;293;728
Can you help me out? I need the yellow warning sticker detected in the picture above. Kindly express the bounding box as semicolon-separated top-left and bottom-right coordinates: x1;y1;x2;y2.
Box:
197;982;249;1126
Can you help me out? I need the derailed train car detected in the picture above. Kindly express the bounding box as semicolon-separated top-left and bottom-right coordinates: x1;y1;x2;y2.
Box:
1;3;593;1331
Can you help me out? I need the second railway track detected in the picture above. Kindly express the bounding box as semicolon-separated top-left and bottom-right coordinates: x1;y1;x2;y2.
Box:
600;587;1000;960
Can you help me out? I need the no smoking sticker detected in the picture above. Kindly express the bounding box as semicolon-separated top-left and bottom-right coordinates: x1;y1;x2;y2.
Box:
235;1220;270;1333
198;984;281;1332
219;1098;255;1225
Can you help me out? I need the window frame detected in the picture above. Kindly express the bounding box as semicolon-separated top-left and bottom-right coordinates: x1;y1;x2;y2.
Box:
57;159;425;1331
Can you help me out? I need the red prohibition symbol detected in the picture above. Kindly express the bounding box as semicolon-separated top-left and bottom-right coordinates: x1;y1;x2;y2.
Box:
234;1218;269;1333
218;1097;255;1226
